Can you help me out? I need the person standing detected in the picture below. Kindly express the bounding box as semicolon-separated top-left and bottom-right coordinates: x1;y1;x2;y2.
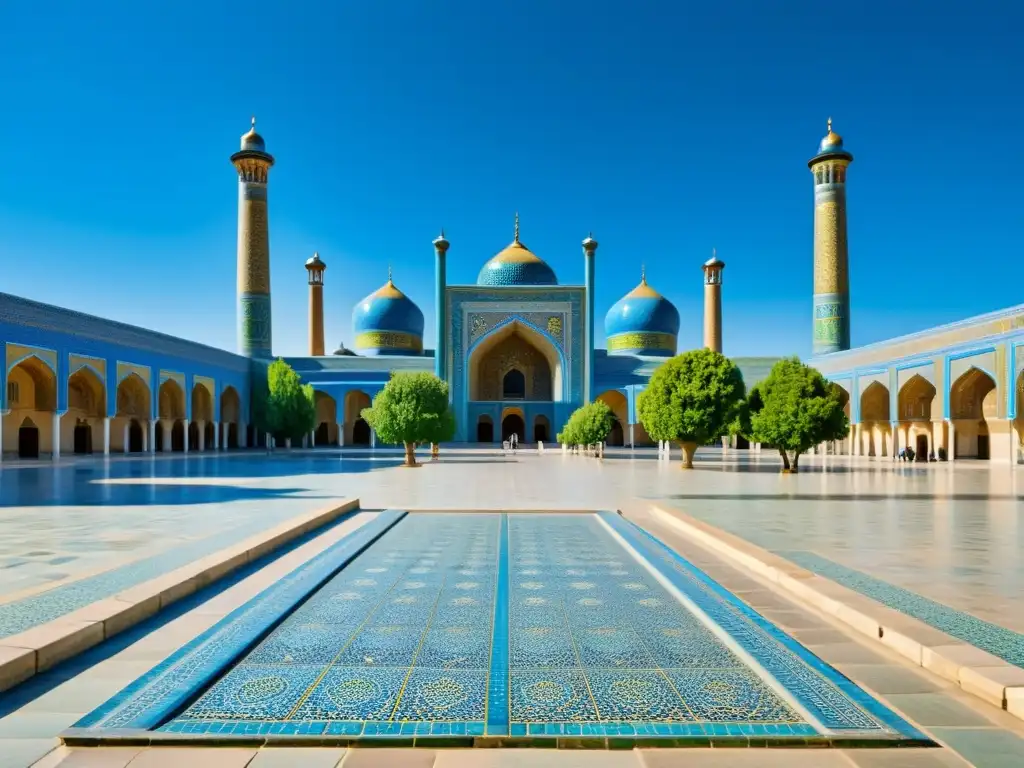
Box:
511;432;518;453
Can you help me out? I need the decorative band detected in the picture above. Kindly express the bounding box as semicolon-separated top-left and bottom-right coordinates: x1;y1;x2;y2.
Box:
606;332;676;353
355;331;423;352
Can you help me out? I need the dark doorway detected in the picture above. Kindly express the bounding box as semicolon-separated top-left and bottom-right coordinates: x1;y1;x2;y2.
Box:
477;417;494;443
172;420;185;452
129;420;144;453
187;421;199;451
736;435;750;449
18;418;39;459
608;420;624;446
353;419;371;446
502;414;525;442
977;434;990;460
246;424;255;448
915;434;928;460
316;421;330;446
155;421;165;452
502;369;526;400
204;422;215;451
228;423;239;449
533;419;549;443
74;422;92;454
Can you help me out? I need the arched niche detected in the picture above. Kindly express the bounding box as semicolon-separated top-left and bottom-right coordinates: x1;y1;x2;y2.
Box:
469;321;562;402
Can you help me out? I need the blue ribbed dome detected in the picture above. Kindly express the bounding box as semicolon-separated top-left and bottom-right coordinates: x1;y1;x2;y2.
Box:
604;274;680;357
477;216;558;286
352;276;424;356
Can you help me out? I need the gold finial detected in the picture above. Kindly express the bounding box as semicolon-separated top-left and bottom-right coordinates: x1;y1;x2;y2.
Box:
514;212;520;243
641;264;646;283
388;263;393;283
827;117;832;134
251;116;256;130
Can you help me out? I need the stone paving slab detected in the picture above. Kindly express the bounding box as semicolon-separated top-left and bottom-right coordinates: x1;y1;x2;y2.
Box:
0;500;359;693
641;500;1024;726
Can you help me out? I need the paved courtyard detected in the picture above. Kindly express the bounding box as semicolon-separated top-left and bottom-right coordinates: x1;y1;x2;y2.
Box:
0;446;1022;766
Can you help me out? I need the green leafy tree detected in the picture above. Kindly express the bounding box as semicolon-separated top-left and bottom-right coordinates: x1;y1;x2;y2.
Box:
361;372;455;466
261;359;316;446
637;349;746;469
745;357;849;473
556;400;615;450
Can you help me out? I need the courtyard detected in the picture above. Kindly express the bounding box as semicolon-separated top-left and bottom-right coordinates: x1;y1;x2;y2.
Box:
0;448;1020;766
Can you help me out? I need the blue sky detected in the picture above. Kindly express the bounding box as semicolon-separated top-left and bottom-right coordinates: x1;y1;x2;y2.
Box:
0;1;1020;359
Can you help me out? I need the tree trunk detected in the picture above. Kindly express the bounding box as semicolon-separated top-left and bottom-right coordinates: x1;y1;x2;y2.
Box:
790;450;802;473
679;441;698;469
403;442;418;467
778;447;791;472
431;443;439;460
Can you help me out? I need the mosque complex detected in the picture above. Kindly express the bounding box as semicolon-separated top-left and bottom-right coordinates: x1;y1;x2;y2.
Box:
1;118;1023;463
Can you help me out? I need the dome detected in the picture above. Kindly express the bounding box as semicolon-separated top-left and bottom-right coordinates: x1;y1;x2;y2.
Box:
477;215;558;286
352;272;424;356
240;117;267;153
810;118;853;165
604;271;680;357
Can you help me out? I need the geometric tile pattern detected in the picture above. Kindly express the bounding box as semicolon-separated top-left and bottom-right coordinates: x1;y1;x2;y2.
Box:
152;512;928;742
781;550;1024;669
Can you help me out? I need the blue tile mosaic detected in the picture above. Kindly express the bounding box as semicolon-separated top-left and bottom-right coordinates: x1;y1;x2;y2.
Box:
72;511;931;745
781;550;1024;669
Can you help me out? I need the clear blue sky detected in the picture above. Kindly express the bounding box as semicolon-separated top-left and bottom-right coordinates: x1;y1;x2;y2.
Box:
1;1;1021;359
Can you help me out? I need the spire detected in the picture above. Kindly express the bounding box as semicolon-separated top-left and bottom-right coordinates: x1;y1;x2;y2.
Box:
388;262;393;283
513;212;520;243
440;227;445;239
251;115;257;130
827;116;832;134
641;263;647;284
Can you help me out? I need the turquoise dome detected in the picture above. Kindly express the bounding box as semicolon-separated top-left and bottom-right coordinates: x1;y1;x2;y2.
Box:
809;118;853;165
477;217;558;286
352;275;424;356
604;273;679;357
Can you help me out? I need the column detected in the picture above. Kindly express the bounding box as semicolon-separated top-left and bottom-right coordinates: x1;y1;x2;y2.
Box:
582;234;598;404
123;423;130;455
433;231;449;381
183;419;190;453
947;420;956;460
213;421;220;450
853;423;861;456
222;422;228;450
1013;422;1021;464
51;412;63;460
150;419;158;453
142;422;148;452
891;423;898;460
337;422;344;447
198;423;205;452
103;417;111;456
310;429;316;447
371;429;377;450
629;423;635;449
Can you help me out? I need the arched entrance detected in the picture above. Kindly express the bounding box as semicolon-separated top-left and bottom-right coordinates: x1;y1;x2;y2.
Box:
18;417;40;459
220;386;241;449
502;413;525;442
159;379;186;452
608;420;624;446
129;420;144;453
188;421;199;452
469;321;562;402
73;420;92;454
154;421;165;452
898;374;936;461
477;415;494;443
344;391;372;446
352;418;371;446
597;390;629;447
314;391;338;446
227;423;239;449
171;420;185;452
115;373;151;454
191;382;213;450
859;381;890;457
533;415;550;443
67;366;105;455
950;367;998;460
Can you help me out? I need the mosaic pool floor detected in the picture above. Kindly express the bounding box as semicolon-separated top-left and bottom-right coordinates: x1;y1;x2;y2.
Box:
72;511;929;746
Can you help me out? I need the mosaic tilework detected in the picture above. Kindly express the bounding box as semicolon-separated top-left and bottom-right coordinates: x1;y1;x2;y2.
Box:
781;550;1024;669
166;513;501;735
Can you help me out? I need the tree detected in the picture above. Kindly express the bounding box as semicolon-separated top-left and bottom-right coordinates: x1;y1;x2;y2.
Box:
361;372;455;467
557;400;615;451
261;359;317;446
745;357;849;473
637;349;746;469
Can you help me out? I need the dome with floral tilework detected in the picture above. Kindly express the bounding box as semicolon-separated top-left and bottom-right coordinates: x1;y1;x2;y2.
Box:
352;272;424;356
604;271;679;357
476;215;558;287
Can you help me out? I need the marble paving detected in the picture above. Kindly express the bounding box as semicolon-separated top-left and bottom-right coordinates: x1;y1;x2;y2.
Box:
142;512;924;742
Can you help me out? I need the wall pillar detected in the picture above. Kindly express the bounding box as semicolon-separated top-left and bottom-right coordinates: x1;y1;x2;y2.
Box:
891;422;898;460
337;422;344;447
198;423;205;452
183;420;190;453
582;234;598;404
371;429;377;450
213;421;220;450
1013;422;1021;464
628;423;635;449
51;412;63;461
149;420;157;453
103;417;111;456
240;421;248;448
142;422;148;453
123;423;130;455
947;420;956;460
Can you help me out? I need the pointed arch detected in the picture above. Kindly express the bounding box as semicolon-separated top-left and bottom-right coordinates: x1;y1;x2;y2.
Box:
950;366;998;460
468;319;563;402
191;381;214;423
7;354;57;412
68;366;106;418
159;379;186;421
116;373;151;419
314;391;338;445
898;374;936;421
344;390;372;446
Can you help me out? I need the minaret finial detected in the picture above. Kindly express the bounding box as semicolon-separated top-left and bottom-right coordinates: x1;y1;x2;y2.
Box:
440;227;445;238
514;212;520;243
388;262;393;283
641;263;646;283
712;247;716;259
251;115;256;129
827;116;832;134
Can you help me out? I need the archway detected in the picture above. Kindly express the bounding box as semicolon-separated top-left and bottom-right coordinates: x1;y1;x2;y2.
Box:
314;391;338;446
115;373;151;453
469;321;561;402
18;417;40;459
66;366;106;455
129;420;144;453
73;420;92;454
7;355;56;458
597;390;629;446
171;420;185;452
344;390;372;446
533;415;550;443
227;423;239;449
859;381;890;457
204;421;215;451
188;421;199;452
191;382;213;424
950;367;998;460
477;415;494;443
502;413;525;442
898;374;936;461
154;421;165;452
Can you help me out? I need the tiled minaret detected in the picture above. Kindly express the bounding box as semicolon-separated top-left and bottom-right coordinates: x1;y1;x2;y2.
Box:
231;117;275;358
582;232;598;404
809;118;853;355
305;252;326;356
433;229;450;381
703;250;725;353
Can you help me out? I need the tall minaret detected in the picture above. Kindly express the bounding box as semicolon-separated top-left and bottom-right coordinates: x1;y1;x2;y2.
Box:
231;117;275;358
433;229;450;382
582;232;598;404
809;118;853;355
305;252;326;356
702;250;725;353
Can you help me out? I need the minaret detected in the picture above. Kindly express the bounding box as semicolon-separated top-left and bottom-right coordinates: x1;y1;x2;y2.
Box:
433;229;450;382
582;232;598;404
702;250;725;353
231;117;275;358
809;118;853;355
305;252;326;356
